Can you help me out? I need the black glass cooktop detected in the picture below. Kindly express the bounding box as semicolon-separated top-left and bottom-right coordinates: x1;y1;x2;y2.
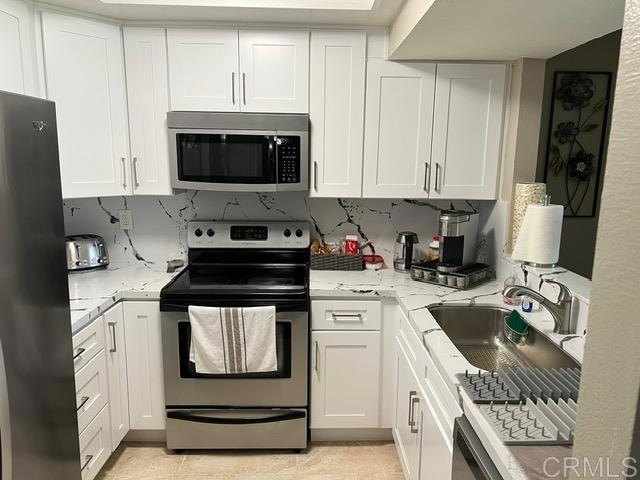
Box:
160;248;309;311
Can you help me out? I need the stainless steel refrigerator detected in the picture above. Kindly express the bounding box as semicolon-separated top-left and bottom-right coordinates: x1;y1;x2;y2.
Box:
0;91;81;479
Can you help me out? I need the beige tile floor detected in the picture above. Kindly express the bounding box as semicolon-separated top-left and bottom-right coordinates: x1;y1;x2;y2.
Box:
97;441;404;480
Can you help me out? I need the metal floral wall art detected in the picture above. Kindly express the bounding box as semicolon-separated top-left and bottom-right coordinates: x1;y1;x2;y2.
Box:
544;71;612;217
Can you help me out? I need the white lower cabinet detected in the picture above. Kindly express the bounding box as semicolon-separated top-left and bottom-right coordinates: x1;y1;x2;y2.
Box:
103;303;130;450
418;384;452;480
394;337;422;480
78;405;111;480
124;301;166;430
311;330;380;428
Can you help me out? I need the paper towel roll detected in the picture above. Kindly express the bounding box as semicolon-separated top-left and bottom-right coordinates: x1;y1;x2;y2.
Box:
511;183;546;249
511;204;563;266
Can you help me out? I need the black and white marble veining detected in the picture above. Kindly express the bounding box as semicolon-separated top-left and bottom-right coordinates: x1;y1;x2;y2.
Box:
63;191;500;270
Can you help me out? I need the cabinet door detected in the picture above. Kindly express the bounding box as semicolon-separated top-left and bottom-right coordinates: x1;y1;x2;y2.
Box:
41;12;130;198
123;301;165;430
239;30;309;113
0;0;34;95
103;303;129;451
418;385;453;480
124;27;172;195
363;60;435;198
393;337;421;480
430;63;506;200
309;31;366;198
167;28;239;112
311;331;380;429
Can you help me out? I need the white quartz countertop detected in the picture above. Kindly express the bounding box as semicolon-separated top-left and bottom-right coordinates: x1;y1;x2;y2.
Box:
69;266;585;479
68;264;181;334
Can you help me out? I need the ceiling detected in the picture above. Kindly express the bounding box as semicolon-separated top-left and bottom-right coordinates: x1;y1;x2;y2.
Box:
389;0;625;60
41;0;405;24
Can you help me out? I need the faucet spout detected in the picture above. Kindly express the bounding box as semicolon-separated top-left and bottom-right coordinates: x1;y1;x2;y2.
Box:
502;280;574;335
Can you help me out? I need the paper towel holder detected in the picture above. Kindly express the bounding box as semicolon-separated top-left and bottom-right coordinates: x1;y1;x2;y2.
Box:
511;194;563;269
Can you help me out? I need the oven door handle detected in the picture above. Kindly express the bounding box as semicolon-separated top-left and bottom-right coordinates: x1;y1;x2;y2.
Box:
166;410;305;425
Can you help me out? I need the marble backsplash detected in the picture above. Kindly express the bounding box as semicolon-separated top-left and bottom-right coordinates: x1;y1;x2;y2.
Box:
63;191;506;273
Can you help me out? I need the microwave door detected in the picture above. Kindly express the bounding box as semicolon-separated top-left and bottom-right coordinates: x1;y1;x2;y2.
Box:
169;129;278;192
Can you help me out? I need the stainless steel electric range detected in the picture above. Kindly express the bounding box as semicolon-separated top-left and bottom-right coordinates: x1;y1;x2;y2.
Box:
160;221;311;450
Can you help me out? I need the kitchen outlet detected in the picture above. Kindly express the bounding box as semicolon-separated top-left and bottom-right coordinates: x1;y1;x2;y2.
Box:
119;210;134;230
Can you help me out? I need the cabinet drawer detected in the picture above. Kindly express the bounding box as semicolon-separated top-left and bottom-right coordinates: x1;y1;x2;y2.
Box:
78;405;111;480
75;350;109;433
312;300;381;330
72;317;105;373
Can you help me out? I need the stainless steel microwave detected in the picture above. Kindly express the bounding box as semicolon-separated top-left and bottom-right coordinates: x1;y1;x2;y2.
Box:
167;112;309;192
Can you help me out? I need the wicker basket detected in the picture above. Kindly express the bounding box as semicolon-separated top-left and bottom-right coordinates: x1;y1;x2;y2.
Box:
310;253;363;271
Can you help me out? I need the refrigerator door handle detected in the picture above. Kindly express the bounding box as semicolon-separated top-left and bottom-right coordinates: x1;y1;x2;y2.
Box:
0;336;12;480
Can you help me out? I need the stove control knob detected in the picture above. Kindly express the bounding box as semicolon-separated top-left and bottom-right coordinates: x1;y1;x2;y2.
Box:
194;228;203;237
295;229;303;238
283;228;291;238
207;228;215;237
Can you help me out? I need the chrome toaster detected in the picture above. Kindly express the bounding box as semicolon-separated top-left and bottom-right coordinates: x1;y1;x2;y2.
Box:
65;235;109;271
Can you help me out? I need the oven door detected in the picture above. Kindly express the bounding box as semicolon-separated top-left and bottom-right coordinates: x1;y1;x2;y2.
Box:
162;309;308;408
169;129;278;191
452;416;503;480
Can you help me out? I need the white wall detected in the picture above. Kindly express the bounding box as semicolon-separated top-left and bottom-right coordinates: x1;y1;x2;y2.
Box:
571;0;640;473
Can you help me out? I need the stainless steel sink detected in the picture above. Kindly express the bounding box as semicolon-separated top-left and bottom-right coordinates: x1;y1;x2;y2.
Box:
427;304;580;371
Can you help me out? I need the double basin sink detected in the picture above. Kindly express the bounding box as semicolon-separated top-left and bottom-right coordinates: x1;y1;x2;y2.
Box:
427;305;580;371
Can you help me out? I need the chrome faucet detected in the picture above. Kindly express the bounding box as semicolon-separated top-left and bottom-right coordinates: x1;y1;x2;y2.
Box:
502;280;574;334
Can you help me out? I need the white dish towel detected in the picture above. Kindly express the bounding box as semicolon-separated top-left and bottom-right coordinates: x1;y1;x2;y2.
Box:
188;305;277;374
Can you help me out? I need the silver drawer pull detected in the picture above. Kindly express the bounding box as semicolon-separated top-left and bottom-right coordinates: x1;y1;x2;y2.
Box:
80;454;93;471
314;341;319;374
410;396;420;434
77;396;90;411
408;390;417;427
331;313;363;321
73;347;85;360
108;321;117;352
133;157;140;188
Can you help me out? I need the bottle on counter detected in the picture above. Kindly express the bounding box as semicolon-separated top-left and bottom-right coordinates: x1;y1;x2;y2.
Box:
503;266;523;306
427;236;440;262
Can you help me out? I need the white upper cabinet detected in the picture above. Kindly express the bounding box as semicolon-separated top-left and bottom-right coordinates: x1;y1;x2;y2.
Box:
363;60;435;198
42;12;130;198
167;28;239;112
430;63;506;199
124;27;172;195
239;30;309;113
309;30;366;198
0;0;34;95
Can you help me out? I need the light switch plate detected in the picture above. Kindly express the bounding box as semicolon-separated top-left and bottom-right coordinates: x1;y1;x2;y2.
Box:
119;209;134;230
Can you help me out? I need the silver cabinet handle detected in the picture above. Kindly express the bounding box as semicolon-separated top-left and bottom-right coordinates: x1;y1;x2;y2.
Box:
435;162;442;193
242;73;247;105
410;396;420;433
108;322;117;353
232;72;236;105
121;157;127;189
424;163;430;192
314;340;319;373
77;395;90;411
80;454;93;471
313;161;318;192
133;157;139;188
331;313;362;321
73;347;85;360
408;390;417;427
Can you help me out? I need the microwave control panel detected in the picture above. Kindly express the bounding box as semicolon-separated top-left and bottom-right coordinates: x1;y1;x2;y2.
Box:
277;136;300;184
